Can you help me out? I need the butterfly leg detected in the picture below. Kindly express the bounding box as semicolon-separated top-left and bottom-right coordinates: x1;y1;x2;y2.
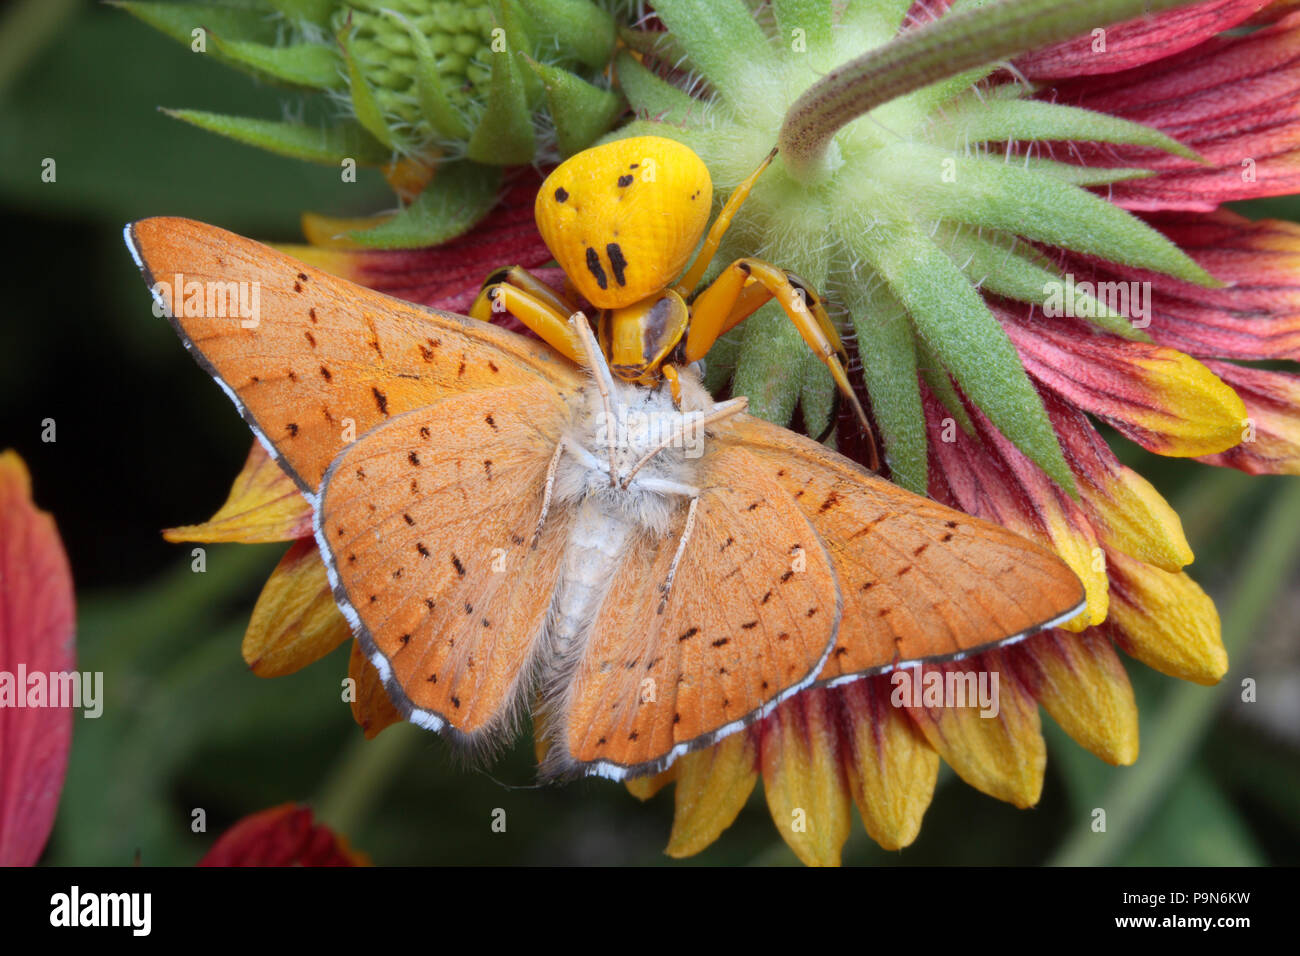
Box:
531;437;570;548
656;495;700;614
683;258;879;470
469;268;585;364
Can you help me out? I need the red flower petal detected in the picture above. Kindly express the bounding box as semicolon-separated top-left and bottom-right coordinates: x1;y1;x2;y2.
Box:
901;0;952;30
1144;211;1300;359
1010;629;1139;766
1037;11;1300;209
999;306;1246;456
1056;211;1300;361
1197;360;1300;473
198;804;366;866
0;451;75;866
924;389;1106;629
1046;392;1194;571
1014;0;1268;80
284;170;553;314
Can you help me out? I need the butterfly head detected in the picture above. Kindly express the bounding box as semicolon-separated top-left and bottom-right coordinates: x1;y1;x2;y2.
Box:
553;378;704;533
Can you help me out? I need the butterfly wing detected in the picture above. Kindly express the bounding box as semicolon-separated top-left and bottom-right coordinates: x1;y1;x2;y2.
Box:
316;384;575;742
551;444;841;779
718;416;1087;684
125;217;581;498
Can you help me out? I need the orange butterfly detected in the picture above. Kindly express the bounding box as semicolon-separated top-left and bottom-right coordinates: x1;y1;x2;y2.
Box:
126;217;1084;780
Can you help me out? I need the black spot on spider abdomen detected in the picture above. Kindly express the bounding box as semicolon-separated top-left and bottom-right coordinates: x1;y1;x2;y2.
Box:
606;243;628;286
585;247;608;290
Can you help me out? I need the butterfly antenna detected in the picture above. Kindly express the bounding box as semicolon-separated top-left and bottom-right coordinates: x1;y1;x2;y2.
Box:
472;766;548;792
621;396;748;489
569;311;618;486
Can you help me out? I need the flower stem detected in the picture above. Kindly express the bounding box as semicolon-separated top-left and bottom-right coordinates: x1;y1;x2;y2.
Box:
1048;480;1300;866
314;721;424;837
778;0;1205;179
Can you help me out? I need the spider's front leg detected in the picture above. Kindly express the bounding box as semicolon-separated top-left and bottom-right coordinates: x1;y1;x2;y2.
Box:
682;258;879;469
469;265;585;364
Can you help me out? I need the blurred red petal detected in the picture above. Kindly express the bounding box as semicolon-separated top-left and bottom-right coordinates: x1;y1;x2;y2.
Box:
0;451;75;866
1014;0;1268;80
199;804;366;866
1143;211;1300;359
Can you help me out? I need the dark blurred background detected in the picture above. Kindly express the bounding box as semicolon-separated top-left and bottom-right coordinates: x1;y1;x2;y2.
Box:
2;0;1297;865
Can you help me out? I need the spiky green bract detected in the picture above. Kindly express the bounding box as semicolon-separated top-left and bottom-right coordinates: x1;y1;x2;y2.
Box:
613;0;1214;495
120;0;624;246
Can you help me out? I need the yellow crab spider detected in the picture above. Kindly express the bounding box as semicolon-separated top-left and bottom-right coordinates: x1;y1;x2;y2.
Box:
469;135;877;468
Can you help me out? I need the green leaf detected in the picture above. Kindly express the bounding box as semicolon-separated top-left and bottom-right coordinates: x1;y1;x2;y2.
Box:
264;0;335;27
914;337;974;436
207;35;344;90
651;0;779;108
773;0;833;55
909;65;996;116
525;57;624;157
841;0;913;39
885;144;1217;286
615;51;700;125
1119;768;1265;866
731;303;805;428
617;25;691;69
162;109;391;165
346;162;502;249
388;11;471;140
338;27;404;150
465;5;535;164
1045;719;1266;865
702;326;743;394
798;354;834;440
863;221;1076;495
941;97;1201;161
1206;727;1300;841
517;0;615;70
1021;158;1154;186
844;282;928;493
779;0;1209;178
112;1;279;46
941;226;1152;341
